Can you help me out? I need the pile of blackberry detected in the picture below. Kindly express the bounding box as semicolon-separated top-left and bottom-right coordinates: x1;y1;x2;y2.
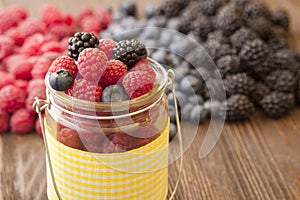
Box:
101;0;300;138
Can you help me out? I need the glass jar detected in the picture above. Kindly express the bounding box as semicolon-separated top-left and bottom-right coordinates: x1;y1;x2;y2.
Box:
43;58;171;200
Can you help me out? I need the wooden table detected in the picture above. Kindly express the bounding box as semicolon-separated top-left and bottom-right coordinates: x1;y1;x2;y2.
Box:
1;0;300;199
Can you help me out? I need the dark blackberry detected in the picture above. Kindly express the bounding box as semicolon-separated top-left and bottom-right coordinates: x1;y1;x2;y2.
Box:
113;39;147;67
247;17;272;40
271;8;290;29
207;31;229;44
232;0;250;7
295;51;300;62
297;78;300;104
216;4;244;36
248;55;274;79
243;1;271;20
273;49;299;73
216;55;242;78
178;13;196;34
191;15;214;40
265;70;297;93
251;82;271;105
230;27;258;51
260;92;295;118
68;32;99;60
201;0;228;16
268;36;288;50
160;0;182;17
204;40;235;61
219;94;255;121
224;73;256;96
239;38;270;67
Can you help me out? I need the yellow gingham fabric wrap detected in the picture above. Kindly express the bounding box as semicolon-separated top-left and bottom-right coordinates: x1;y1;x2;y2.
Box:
46;121;169;200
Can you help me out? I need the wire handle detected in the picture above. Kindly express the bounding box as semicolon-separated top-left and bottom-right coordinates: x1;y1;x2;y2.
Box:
33;97;63;200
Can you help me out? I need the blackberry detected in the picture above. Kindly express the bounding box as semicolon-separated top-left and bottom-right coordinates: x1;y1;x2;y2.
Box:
247;17;272;40
248;55;274;79
265;70;297;93
216;55;242;78
178;13;195;34
204;40;235;61
268;36;288;51
239;38;270;67
295;51;300;62
298;78;300;104
201;0;228;16
273;49;299;73
230;27;258;51
224;73;256;96
232;0;250;7
113;39;147;67
216;4;244;36
219;94;255;121
260;92;295;118
160;0;182;17
207;31;229;44
251;82;270;105
191;15;214;40
68;32;99;60
243;1;271;20
271;8;290;29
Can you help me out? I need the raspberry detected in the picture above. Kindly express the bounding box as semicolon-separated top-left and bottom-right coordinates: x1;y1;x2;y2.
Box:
18;19;46;37
98;38;116;60
0;36;14;61
9;6;27;20
0;11;21;33
10;108;35;134
5;27;26;46
49;56;78;78
41;52;61;61
0;71;15;89
122;70;154;99
27;79;46;94
76;7;94;26
26;88;46;114
57;127;83;149
48;23;75;40
8;60;33;80
40;41;63;54
20;33;46;55
14;79;28;91
67;79;102;102
0;109;9;133
77;48;108;81
99;60;127;88
2;54;29;70
78;131;105;153
80;16;102;35
31;57;52;79
0;85;26;113
40;4;64;27
131;59;156;80
94;7;113;29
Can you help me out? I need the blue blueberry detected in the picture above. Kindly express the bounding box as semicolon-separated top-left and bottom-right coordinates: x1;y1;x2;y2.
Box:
203;100;221;118
169;122;177;142
120;1;136;17
188;94;204;105
49;70;74;91
179;75;203;94
101;85;129;102
151;50;169;65
190;105;208;124
174;62;190;82
147;16;167;27
181;103;194;121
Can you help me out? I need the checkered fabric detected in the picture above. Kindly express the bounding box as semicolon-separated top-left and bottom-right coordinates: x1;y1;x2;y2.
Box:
46;122;169;200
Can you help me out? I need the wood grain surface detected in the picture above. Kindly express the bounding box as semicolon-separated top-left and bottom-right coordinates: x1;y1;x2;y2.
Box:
0;0;300;200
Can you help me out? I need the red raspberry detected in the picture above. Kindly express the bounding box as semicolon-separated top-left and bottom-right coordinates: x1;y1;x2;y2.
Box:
3;54;29;70
40;4;64;27
64;14;74;26
10;108;35;134
27;79;46;94
31;57;52;79
8;59;34;80
78;48;108;82
67;79;102;102
94;7;112;29
57;127;83;149
99;60;127;88
0;85;26;113
26;88;46;115
131;59;156;80
49;56;78;78
0;71;15;89
18;19;46;37
48;23;75;40
14;79;28;91
5;27;26;46
76;7;94;25
0;36;14;61
98;38;116;60
20;33;46;55
0;11;21;33
41;52;61;61
40;41;63;54
0;109;9;133
9;6;27;20
122;71;154;99
80;16;102;35
78;131;105;153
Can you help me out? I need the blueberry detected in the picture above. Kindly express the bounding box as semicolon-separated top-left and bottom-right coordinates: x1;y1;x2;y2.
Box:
166;17;181;30
179;75;203;94
147;16;167;27
203;100;221;117
174;62;189;82
169;122;177;142
181;103;194;121
188;94;204;105
49;70;74;91
151;50;168;65
101;85;129;102
169;105;176;123
159;30;174;48
190;105;208;124
120;1;136;17
145;5;160;19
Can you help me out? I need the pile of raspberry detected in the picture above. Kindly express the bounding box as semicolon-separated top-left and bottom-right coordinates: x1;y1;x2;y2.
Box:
49;33;157;152
0;5;112;135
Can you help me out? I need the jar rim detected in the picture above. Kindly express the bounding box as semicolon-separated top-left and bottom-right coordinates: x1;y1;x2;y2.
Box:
45;58;169;119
